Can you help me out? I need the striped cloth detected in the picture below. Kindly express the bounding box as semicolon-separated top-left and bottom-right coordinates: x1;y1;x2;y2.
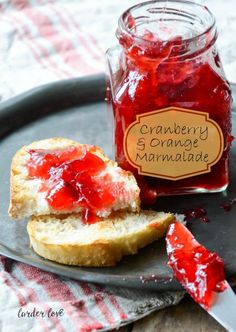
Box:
0;0;106;100
0;0;236;100
0;256;183;331
0;0;147;100
0;1;184;331
0;0;235;102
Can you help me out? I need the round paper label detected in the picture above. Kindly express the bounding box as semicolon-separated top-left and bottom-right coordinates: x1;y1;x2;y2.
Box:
123;107;224;180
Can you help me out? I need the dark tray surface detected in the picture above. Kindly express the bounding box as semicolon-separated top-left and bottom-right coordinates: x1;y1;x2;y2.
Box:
0;75;235;291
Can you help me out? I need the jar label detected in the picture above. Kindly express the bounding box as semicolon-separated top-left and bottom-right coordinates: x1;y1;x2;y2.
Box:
123;107;224;180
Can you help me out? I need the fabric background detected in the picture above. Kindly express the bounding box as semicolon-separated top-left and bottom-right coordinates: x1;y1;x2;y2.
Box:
0;0;236;101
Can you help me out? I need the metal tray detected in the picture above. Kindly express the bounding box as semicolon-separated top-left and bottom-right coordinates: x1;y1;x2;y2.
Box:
0;74;235;291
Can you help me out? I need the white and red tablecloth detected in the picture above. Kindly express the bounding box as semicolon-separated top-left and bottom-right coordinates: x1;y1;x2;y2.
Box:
0;0;236;101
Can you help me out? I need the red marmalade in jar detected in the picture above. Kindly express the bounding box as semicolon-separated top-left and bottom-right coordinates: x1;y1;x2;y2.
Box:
106;0;232;205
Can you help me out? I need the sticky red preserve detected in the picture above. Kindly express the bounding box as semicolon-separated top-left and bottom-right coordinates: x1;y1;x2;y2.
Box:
27;147;121;223
107;2;232;204
166;222;227;309
114;35;231;203
184;207;210;223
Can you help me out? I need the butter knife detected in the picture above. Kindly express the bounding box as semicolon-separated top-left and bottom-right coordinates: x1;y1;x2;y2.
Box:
203;282;236;332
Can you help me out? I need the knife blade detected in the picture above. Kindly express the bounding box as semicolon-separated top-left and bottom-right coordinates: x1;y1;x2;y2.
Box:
203;282;236;332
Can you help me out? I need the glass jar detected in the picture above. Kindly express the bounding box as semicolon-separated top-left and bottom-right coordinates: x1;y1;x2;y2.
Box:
106;0;232;205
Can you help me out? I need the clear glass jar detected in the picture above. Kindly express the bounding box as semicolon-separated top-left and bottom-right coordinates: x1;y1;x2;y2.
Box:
106;0;232;205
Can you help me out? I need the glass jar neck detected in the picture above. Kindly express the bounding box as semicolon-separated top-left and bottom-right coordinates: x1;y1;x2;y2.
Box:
116;0;217;62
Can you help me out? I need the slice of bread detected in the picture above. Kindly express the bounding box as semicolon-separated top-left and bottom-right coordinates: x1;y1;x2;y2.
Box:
9;138;140;219
27;210;175;267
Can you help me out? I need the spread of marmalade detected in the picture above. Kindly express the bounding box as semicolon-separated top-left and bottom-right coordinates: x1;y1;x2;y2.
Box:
106;1;232;204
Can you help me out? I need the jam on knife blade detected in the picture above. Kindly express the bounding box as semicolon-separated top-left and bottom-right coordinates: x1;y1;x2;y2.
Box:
166;222;227;309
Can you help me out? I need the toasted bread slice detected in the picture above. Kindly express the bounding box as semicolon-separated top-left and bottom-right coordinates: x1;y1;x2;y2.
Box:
27;210;175;267
9;138;140;219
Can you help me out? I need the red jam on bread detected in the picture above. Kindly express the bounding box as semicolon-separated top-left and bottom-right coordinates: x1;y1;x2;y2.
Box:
27;146;134;223
166;222;227;309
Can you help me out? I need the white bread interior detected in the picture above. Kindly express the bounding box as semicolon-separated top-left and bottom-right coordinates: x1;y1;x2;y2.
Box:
9;137;177;268
27;210;175;267
9;137;140;219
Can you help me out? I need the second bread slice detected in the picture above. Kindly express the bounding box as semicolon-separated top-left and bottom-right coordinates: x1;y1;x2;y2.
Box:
27;210;175;267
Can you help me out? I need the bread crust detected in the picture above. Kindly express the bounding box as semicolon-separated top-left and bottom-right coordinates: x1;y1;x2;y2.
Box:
27;211;175;267
9;138;178;268
9;137;140;219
